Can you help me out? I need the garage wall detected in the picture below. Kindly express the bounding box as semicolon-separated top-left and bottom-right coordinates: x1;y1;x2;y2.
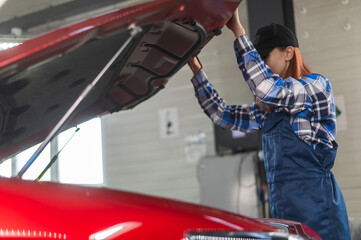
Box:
293;0;361;217
102;0;252;204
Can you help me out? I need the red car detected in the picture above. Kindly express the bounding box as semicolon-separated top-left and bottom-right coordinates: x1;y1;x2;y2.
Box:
0;0;321;239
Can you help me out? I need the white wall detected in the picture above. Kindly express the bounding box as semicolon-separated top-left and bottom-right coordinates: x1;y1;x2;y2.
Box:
102;0;252;204
293;0;361;217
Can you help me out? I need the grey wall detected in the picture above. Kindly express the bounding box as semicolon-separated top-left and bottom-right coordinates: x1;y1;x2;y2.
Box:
293;0;361;217
102;0;251;204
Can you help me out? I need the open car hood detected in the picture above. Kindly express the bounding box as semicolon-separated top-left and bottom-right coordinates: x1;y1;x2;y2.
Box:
0;0;242;160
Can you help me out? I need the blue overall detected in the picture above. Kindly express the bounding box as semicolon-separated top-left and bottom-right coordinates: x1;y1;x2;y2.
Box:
261;111;351;240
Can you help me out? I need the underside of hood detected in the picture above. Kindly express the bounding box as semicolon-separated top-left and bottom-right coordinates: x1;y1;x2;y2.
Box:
0;0;241;160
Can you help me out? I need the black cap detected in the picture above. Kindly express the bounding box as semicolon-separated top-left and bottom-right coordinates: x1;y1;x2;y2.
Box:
253;23;299;59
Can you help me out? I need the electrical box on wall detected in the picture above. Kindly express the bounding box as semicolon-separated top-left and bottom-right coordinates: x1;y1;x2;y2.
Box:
197;153;262;218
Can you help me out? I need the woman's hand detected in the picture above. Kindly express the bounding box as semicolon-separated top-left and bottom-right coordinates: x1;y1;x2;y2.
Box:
226;8;246;38
188;56;203;75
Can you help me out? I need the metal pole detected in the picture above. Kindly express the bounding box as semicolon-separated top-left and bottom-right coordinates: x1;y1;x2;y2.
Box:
17;24;142;178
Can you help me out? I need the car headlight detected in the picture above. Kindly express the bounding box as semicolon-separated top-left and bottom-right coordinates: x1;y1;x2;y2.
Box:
186;231;306;240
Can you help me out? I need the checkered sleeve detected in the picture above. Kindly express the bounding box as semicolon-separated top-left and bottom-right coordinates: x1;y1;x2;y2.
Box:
234;34;314;119
191;71;264;131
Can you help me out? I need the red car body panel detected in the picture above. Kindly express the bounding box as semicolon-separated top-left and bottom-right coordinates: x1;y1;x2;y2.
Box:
0;177;280;239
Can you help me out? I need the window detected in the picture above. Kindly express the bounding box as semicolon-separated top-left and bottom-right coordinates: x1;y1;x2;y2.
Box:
0;159;11;178
58;118;104;185
16;143;51;181
0;118;103;185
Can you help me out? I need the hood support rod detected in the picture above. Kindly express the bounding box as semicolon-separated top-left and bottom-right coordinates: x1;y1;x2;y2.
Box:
17;24;142;179
35;126;80;181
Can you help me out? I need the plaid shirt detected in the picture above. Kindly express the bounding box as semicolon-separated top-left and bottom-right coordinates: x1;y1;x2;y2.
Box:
191;34;336;150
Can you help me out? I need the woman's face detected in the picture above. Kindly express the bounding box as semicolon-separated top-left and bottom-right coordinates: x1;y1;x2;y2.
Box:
264;47;294;77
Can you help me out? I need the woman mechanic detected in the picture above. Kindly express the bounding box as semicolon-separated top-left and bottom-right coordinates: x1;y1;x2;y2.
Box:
188;9;351;240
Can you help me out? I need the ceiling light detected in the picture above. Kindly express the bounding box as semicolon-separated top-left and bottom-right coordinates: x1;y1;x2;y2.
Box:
344;23;352;31
299;7;307;15
0;0;8;8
